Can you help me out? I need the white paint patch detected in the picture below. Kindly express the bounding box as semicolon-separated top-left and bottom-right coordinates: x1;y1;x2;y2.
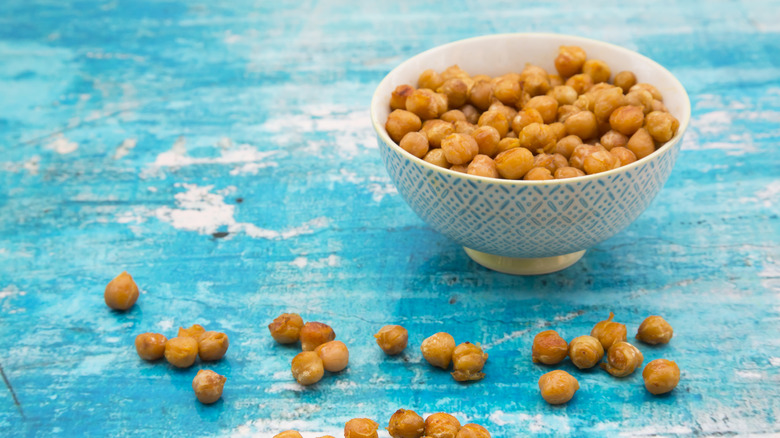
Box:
0;285;20;300
113;138;137;159
483;310;584;349
619;425;694;436
23;155;40;175
291;257;308;268
145;136;279;176
488;411;564;433
46;134;78;154
755;181;780;208
331;168;398;203
265;382;305;394
158;319;174;331
74;353;116;376
291;255;341;269
770;357;780;366
224;31;241;44
736;370;763;379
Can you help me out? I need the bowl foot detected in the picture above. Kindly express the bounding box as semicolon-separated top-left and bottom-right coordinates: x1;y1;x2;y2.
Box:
463;248;586;275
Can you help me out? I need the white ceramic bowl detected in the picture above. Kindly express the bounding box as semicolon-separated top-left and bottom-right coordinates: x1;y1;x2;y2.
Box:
371;34;691;275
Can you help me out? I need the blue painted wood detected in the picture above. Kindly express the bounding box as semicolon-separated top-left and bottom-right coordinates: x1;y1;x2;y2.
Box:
1;0;779;436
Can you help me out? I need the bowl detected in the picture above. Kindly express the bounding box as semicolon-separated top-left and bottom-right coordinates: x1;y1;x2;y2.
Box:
370;33;691;275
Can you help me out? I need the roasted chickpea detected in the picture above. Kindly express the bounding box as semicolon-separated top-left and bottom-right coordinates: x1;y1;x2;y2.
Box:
565;73;593;95
548;122;567;141
421;119;454;148
441;133;479;165
291;351;325;385
456;424;490;438
386;109;422;143
644;111;680;143
468;80;494;111
437;78;470;108
391;85;415;110
198;331;229;361
467;155;500;178
441;64;469;81
555;45;587;78
590;312;627;350
593;87;625;122
610;147;637;166
556;104;581;123
569;144;605;170
418;69;444;90
191;369;225;404
525;95;558;124
517;123;556;154
496;137;521;154
164;336;198;368
471;126;501;157
568;335;604;369
521;64;552;96
601;341;644;377
374;325;409;355
178;324;206;339
450;164;468;173
554;134;582;159
135;333;167;361
624;89;654;114
630;83;663;101
582;59;611;83
400;132;430;159
451;342;488;382
344;418;379;438
421;332;456;369
613;71;637;94
609;106;645;136
548;85;578;105
531;330;568;365
636;315;674;345
583;150;621;174
511;109;544;134
273;431;302;438
386;409;425;438
495;147;534;180
424;148;451;168
477;110;509;138
573;93;595;112
524;167;554;181
533;153;568;173
493;75;523;106
548;74;564;87
564;110;598;140
299;321;336;351
538;370;579;405
424;413;461;438
406;89;447;121
453;121;477;135
488;101;518;124
626;128;655;159
600;130;628;150
441;109;467;123
268;313;304;344
554;166;585;179
315;340;349;372
643;359;680;395
104;271;139;311
460;104;480;124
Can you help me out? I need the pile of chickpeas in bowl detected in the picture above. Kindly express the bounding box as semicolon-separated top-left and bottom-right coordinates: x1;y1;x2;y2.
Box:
384;45;680;180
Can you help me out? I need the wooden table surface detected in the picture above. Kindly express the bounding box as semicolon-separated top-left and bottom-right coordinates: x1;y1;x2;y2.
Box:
1;1;779;436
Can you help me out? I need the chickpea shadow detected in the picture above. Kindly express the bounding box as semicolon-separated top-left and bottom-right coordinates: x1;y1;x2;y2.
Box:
194;397;225;419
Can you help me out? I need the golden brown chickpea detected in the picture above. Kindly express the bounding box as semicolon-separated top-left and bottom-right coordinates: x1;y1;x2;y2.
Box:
585;82;614;98
643;359;680;395
406;89;447;121
600;130;628;150
524;167;554;181
625;89;654;114
441;109;467;123
496;137;521;154
291;351;325;385
593;87;625;122
471;126;501;157
531;330;568;364
391;85;415;110
460;104;480;124
555;45;587;78
300;321;336;351
374;325;409;355
424;148;451;168
453;121;477;135
609;105;645;136
630;83;663;101
135;333;167;361
520;65;551;96
467;155;500;178
613;71;637;94
569;144;605;170
601;341;644;377
564;110;598;140
556;104;581;123
549;85;578;105
554;134;582;159
505;130;517;138
533;153;568;173
104;271;139;311
525;95;558;124
636;315;674;345
178;324;206;339
418;69;444;90
192;369;226;404
455;424;490;438
451;342;488;382
582;59;611;83
644;111;680;143
450;164;468;173
573;93;595;112
554;166;585;179
568;335;604;369
468;80;494;111
273;431;303;438
518;122;557;154
584;150;621;174
590;312;627;350
164;336;198;368
493;75;523;106
198;331;229;361
268;313;304;344
477;110;509;138
421;332;456;369
488;101;517;124
424;413;461;438
626;128;655;159
437;78;470;109
651;100;668;113
441;133;479;165
421;119;454;148
387;409;425;438
441;64;469;81
565;73;593;95
538;370;579;405
610;147;636;166
472;74;491;83
400;132;430;159
511;108;544;134
548;122;567;141
315;340;349;372
548;74;564;87
495;147;534;180
344;418;379;438
386;109;422;143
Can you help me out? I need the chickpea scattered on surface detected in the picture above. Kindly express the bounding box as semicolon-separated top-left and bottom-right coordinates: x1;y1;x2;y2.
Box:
601;341;644;377
495;147;534;180
374;325;408;356
390;84;415;110
192;369;226;404
198;331;229;361
386;409;425;438
179;324;206;339
610;147;637;166
555;45;587;78
386;109;422;143
554;166;585;179
538;370;579;405
590;312;628;350
441;133;479;165
291;351;325;386
400;132;430;159
315;340;349;372
421;332;456;369
627;127;656;159
467;155;500;178
568;335;604;369
273;431;303;438
531;330;568;365
164;336;199;368
636;315;674;345
455;424;491;438
643;359;680;395
344;418;379;438
104;271;139;311
135;333;167;361
299;321;336;352
268;313;305;344
424;412;461;438
424;148;451;168
451;342;488;382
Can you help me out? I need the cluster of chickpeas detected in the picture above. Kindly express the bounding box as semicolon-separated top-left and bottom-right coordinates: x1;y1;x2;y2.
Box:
268;313;350;386
533;312;679;405
274;409;490;438
384;45;680;180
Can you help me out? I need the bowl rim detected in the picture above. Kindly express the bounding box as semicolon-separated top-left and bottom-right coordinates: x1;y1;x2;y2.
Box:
370;32;691;186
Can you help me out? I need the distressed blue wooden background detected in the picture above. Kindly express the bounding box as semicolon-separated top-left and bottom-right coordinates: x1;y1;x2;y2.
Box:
1;0;779;436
